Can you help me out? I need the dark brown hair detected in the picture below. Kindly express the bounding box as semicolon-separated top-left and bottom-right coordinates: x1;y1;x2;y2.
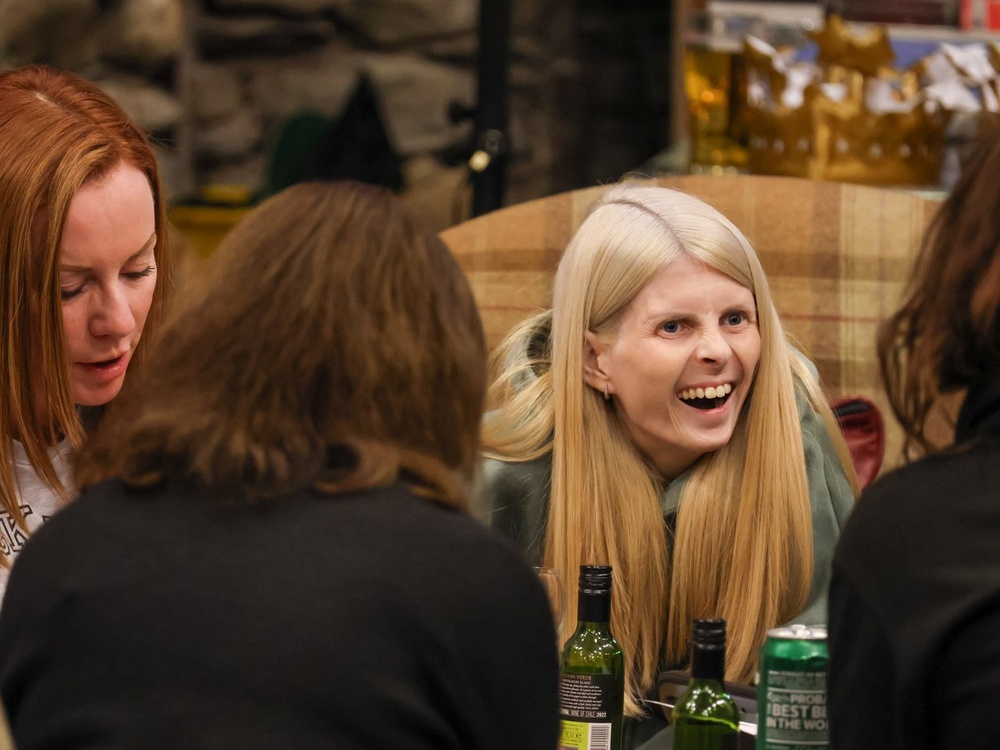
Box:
879;122;1000;456
77;181;486;507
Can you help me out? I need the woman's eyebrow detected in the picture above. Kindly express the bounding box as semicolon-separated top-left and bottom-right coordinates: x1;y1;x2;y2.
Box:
60;231;157;273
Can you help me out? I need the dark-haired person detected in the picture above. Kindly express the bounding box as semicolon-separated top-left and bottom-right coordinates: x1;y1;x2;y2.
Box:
0;181;559;749
828;127;1000;750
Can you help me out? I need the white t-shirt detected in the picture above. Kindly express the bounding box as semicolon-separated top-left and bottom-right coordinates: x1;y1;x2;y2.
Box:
1;438;73;602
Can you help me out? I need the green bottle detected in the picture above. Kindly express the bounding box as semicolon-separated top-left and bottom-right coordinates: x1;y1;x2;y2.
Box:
559;564;624;750
673;618;740;750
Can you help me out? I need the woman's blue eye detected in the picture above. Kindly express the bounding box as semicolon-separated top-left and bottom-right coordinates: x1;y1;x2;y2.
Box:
662;321;680;333
726;312;746;326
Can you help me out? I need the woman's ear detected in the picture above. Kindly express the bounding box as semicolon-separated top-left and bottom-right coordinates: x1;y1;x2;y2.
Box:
582;330;611;394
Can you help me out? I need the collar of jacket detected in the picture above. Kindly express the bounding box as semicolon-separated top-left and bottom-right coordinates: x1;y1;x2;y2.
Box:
956;372;1000;444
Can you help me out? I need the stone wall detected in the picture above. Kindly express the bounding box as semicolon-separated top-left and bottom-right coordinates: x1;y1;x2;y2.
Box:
0;0;679;229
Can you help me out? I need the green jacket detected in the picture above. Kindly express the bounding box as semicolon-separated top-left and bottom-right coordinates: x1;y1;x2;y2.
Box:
470;385;856;629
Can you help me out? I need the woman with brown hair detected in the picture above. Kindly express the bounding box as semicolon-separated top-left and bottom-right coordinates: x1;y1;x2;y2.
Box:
0;181;559;749
0;65;173;592
828;127;1000;750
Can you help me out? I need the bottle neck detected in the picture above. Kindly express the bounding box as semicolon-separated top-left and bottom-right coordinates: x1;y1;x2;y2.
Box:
577;589;611;624
690;645;725;681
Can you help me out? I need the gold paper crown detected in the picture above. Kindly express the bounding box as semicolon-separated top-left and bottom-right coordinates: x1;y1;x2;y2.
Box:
739;17;948;186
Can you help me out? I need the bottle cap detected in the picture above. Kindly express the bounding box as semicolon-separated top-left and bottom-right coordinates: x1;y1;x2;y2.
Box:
691;618;727;649
579;564;613;594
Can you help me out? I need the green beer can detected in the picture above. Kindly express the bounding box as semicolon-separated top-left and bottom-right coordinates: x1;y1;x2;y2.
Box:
756;624;828;750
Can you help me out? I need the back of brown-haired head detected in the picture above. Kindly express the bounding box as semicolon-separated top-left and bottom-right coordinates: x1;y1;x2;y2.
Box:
879;121;1000;454
78;181;487;507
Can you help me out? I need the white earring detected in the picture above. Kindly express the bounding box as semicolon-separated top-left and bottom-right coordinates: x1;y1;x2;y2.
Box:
604;384;610;401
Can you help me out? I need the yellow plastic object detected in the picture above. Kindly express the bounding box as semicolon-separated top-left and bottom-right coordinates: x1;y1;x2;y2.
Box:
168;203;253;258
199;184;255;206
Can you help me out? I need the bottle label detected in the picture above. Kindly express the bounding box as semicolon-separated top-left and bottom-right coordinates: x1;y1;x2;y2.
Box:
559;673;617;750
760;669;828;749
559;719;613;750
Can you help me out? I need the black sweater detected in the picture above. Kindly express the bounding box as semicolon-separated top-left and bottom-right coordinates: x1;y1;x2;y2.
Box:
0;478;559;750
828;376;1000;750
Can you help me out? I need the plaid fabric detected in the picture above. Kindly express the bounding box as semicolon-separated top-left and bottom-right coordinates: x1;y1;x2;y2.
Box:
440;174;942;470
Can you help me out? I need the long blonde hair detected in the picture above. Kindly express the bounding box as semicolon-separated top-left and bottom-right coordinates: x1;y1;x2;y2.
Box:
484;184;856;714
0;65;173;537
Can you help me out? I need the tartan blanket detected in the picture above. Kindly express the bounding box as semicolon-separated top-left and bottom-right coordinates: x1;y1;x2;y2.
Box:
440;174;942;471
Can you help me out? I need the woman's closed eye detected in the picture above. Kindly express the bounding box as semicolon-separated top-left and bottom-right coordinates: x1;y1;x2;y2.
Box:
124;264;156;282
60;265;156;302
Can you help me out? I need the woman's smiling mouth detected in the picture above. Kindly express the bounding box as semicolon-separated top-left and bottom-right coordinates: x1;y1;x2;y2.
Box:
677;382;733;410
